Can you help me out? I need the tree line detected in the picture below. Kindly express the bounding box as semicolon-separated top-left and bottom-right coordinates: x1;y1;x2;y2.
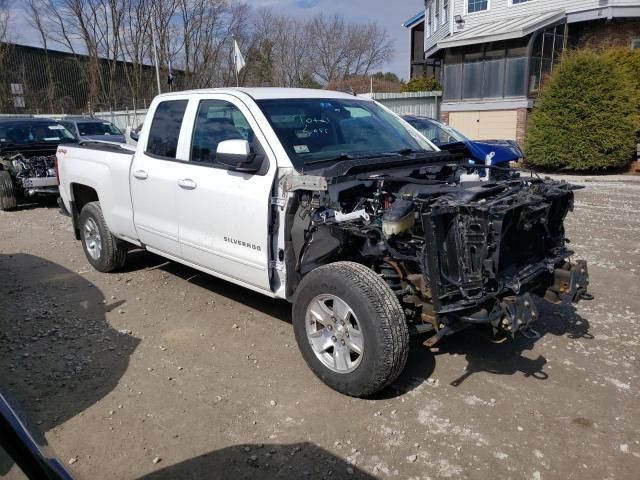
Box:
1;0;395;112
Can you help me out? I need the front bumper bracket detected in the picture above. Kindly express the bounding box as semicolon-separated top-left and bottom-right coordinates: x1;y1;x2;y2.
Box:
544;260;590;304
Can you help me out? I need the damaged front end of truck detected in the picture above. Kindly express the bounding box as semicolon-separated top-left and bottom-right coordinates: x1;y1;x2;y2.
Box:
0;152;59;196
282;152;590;344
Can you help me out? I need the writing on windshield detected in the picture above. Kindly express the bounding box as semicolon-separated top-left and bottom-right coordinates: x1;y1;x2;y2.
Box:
256;98;433;168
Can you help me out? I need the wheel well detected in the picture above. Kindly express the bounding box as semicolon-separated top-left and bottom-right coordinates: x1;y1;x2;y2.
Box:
72;184;99;213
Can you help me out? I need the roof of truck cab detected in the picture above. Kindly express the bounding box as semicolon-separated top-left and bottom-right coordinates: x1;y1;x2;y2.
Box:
156;87;373;101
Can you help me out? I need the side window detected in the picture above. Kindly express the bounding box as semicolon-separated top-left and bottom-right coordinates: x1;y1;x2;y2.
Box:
61;122;76;136
191;100;254;164
146;100;188;159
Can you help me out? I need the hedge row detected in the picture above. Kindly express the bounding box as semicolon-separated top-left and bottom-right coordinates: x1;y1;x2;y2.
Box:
525;49;640;171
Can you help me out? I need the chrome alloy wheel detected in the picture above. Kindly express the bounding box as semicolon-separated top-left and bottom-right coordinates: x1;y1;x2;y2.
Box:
84;217;102;260
305;294;364;373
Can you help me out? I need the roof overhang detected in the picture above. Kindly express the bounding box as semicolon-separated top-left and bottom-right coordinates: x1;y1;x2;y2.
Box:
402;11;425;28
437;10;566;50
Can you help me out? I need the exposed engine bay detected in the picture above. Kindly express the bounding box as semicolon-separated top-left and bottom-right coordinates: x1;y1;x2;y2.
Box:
283;153;590;341
0;153;58;196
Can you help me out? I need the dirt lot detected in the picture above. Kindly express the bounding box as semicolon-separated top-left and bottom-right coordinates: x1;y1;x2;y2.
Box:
1;178;639;480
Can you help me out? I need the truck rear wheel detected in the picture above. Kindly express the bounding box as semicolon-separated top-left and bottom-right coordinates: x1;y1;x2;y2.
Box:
79;201;127;272
0;170;17;211
292;262;409;397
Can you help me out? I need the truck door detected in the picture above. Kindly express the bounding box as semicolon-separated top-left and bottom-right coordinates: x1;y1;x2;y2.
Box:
175;94;277;292
130;99;189;258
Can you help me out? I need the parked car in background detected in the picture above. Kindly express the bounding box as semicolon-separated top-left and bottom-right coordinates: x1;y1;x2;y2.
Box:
402;115;524;167
59;117;126;144
127;122;144;145
0;117;77;210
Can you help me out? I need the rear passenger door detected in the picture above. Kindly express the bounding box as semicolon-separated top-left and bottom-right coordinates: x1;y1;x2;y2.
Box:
130;99;189;258
175;94;277;292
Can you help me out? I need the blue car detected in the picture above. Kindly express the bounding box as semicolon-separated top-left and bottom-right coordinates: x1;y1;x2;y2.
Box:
402;115;524;167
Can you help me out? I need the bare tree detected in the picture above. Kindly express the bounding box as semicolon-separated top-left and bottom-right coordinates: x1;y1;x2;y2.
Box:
24;0;58;111
0;0;8;43
120;0;153;106
309;14;394;83
0;0;13;112
19;0;397;112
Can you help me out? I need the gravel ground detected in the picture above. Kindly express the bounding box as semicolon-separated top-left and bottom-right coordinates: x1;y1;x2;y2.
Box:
0;179;639;480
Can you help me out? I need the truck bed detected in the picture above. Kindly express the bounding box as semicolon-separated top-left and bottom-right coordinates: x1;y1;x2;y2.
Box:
57;142;138;244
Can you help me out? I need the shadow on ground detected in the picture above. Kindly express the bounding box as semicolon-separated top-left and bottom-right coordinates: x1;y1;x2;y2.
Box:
436;297;592;386
0;253;140;437
137;442;373;480
12;196;59;211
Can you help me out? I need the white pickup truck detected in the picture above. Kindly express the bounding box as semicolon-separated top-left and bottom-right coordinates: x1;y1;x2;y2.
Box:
57;88;589;397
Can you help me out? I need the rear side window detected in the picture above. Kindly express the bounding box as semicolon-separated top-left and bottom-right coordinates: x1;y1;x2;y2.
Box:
147;100;188;158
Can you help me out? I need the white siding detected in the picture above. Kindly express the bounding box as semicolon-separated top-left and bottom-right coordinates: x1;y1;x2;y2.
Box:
452;0;638;30
424;0;453;55
421;0;640;58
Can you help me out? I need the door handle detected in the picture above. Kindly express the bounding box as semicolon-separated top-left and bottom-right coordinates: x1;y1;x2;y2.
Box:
177;178;197;190
133;170;148;180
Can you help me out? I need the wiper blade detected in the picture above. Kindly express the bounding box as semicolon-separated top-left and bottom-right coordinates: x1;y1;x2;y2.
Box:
303;150;421;166
304;153;354;165
379;148;425;156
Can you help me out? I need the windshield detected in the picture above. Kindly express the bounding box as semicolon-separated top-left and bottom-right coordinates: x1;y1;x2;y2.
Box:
256;98;434;168
77;121;123;136
0;121;76;146
405;117;469;146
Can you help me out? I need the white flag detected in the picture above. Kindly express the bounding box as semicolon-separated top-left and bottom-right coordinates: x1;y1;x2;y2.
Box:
167;58;174;85
234;39;246;74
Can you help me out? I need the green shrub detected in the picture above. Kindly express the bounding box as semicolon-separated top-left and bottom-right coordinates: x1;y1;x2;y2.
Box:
603;48;640;130
400;76;442;92
525;50;638;171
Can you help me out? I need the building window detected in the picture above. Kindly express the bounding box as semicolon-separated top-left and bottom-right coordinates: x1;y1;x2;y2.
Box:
443;37;530;101
511;0;531;4
529;23;567;95
411;22;425;63
468;0;488;13
443;0;449;25
434;0;440;31
426;7;432;37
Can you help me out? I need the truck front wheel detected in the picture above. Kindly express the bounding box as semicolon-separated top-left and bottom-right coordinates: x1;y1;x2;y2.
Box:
0;170;17;211
79;201;127;272
292;262;409;397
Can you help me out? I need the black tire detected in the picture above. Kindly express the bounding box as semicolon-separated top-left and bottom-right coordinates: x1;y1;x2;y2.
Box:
79;201;127;272
0;170;17;211
292;261;409;397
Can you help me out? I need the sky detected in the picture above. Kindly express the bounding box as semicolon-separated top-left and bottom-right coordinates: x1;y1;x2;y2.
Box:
5;0;423;81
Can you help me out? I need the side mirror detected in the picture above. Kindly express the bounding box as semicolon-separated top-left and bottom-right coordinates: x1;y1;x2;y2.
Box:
129;129;140;142
216;139;262;173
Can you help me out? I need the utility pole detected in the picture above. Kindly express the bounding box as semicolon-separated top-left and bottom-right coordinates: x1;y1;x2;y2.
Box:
151;18;162;95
